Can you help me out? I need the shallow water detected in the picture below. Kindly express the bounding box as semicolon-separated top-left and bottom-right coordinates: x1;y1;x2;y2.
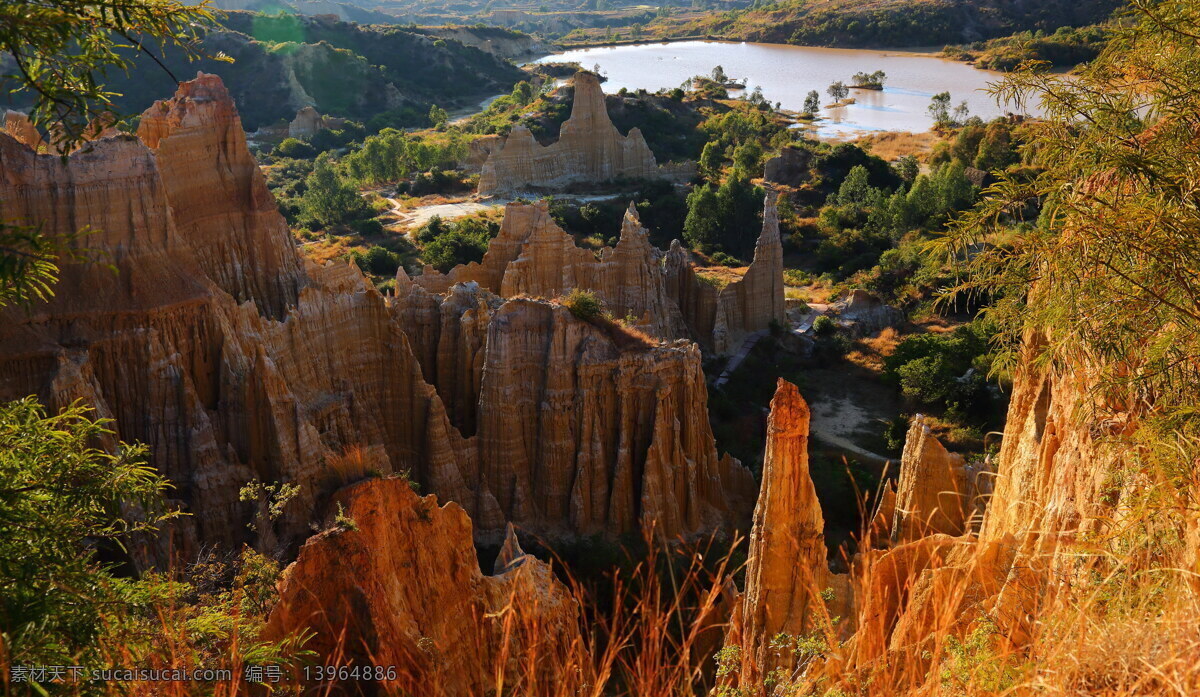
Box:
534;41;1025;137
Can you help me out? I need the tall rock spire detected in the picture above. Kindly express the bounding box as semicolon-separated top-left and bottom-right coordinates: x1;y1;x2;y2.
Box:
740;379;829;682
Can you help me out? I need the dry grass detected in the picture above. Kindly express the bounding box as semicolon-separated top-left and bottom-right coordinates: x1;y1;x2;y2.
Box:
695;266;747;291
844;326;903;373
298;235;360;266
851;130;942;162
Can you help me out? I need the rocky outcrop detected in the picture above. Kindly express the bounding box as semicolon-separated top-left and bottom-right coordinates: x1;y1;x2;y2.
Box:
137;74;304;318
464;134;504;173
415;194;785;355
981;336;1129;546
831;289;906;337
891;416;989;542
737;380;830;683
287;106;345;138
267;478;579;696
4;111;46;153
0;74;480;556
0;73;753;557
764;145;814;186
390;278;499;436
469;297;755;539
414;200;687;341
664;193;787;354
477;72;684;195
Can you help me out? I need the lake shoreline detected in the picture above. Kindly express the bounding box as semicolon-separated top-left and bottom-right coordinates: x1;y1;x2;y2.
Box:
550;36;952;60
532;41;1019;137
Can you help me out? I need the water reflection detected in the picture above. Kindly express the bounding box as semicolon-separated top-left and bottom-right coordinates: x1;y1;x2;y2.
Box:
533;41;1028;137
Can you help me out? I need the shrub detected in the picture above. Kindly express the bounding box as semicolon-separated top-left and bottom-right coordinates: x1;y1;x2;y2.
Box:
0;398;177;668
353;246;401;276
563;288;603;321
812;314;836;336
418;216;497;273
274;137;316;159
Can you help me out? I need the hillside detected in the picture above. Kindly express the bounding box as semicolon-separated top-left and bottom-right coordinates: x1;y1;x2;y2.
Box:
80;11;524;130
608;0;1123;48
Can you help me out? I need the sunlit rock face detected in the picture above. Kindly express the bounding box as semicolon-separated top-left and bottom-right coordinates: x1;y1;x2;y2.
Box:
266;477;580;697
477;71;686;195
664;193;787;354
0;74;481;556
737;380;830;683
0;73;752;554
891;415;991;542
412;199;687;341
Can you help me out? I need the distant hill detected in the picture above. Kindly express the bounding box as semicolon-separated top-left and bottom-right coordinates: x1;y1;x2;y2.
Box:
661;0;1123;47
3;11;526;131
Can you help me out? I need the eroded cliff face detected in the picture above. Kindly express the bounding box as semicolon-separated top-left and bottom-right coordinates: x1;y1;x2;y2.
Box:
664;194;787;354
477;72;685;195
395;275;753;538
413;200;688;341
0;78;483;556
891;415;990;542
0;73;751;552
416;194;786;356
981;337;1132;547
137;74;304;318
267;478;579;696
464;296;755;538
810;341;1150;686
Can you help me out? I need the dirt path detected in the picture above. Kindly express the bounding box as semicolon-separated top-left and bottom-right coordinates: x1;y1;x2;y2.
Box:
389;199;501;234
803;362;900;470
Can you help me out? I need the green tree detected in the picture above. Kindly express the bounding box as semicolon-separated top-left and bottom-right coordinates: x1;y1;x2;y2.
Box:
429;104;449;127
301;153;368;228
683;183;722;251
711;65;728;84
827;80;849;102
274;137;316;159
732;141;764;178
803;90;821;116
944;0;1200;482
699;141;724;179
895;154;920;183
928;91;953;127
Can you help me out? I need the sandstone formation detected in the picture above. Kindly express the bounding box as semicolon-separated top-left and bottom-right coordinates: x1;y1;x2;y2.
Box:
812;341;1146;688
477;71;683;195
891;415;989;542
287;106;345;138
0;76;481;557
981;336;1131;546
462;296;755;538
4;111;46;153
664;193;787;354
0;73;752;553
137;75;305;318
464;134;504;173
764;145;814;186
738;380;830;683
831;288;906;337
267;478;579;696
414;193;785;355
413;200;688;341
395;276;755;539
390;278;499;436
